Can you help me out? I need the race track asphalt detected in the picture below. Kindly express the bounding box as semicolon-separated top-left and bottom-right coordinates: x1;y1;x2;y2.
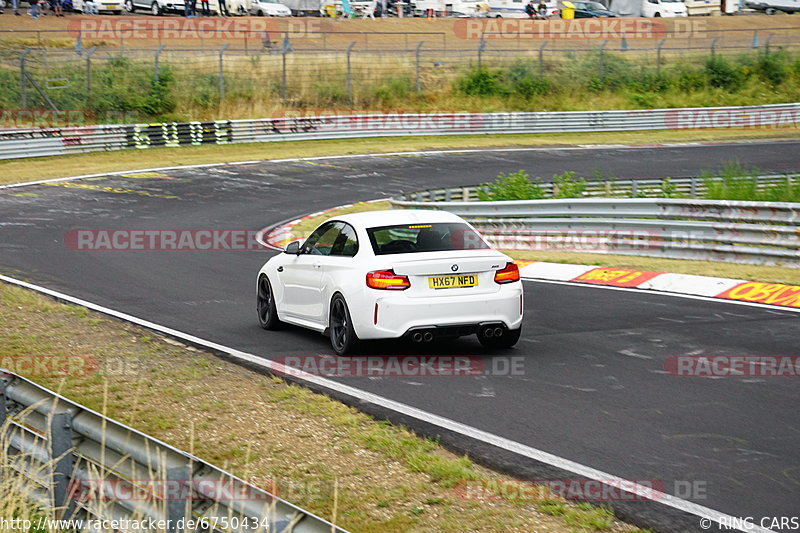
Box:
2;142;799;532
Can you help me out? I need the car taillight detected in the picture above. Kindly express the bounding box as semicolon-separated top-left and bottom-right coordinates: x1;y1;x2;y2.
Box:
494;262;520;284
366;270;410;290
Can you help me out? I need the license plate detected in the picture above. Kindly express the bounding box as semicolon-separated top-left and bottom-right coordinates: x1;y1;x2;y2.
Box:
428;274;478;289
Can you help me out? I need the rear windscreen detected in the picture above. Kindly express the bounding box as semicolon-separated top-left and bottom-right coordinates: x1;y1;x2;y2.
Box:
367;223;489;255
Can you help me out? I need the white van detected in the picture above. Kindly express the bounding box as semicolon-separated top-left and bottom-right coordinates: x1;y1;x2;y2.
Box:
641;0;688;16
414;0;485;16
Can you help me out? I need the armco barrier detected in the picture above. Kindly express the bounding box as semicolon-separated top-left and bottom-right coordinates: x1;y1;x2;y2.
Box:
0;370;348;533
389;196;800;267
1;103;799;160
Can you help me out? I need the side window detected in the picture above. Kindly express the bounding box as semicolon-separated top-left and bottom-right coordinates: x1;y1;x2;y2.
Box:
330;223;359;257
302;222;342;256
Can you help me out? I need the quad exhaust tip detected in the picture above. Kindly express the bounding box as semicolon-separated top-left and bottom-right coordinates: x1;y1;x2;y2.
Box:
482;326;504;339
411;331;435;343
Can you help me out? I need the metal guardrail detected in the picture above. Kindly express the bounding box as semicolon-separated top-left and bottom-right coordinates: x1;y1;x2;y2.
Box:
1;370;348;533
390;193;800;267
1;103;798;160
395;174;799;201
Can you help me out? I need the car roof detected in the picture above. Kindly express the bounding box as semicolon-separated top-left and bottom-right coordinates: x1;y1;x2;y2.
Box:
332;209;465;228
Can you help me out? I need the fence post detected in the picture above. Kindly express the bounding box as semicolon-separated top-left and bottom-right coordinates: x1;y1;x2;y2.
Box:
478;38;486;69
538;41;548;77
219;43;229;101
154;44;165;83
281;36;292;99
599;40;607;80
85;46;97;107
710;37;718;58
48;412;73;516
346;41;356;102
656;38;665;76
752;31;759;49
415;41;424;93
166;464;191;533
20;48;31;110
765;33;773;54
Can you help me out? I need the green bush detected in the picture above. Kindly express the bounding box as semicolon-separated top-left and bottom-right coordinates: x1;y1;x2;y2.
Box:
552;171;587;198
373;76;414;103
704;56;745;91
506;60;551;98
478;170;545;201
455;67;509;97
756;51;790;86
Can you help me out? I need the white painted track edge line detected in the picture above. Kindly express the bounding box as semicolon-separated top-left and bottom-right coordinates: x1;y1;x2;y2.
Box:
0;274;774;533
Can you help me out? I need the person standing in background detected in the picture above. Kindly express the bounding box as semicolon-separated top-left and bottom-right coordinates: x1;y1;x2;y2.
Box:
218;0;229;16
199;0;209;15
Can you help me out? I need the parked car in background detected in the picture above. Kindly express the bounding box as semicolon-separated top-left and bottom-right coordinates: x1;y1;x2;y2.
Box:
745;0;799;13
75;0;124;13
125;0;185;14
250;0;292;14
641;0;687;16
571;0;616;16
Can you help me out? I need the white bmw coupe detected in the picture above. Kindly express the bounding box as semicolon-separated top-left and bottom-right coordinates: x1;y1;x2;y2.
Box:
256;210;523;355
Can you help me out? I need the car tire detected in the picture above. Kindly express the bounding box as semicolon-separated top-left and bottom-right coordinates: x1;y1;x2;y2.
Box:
654;12;661;16
329;294;360;355
151;1;161;15
478;326;522;349
125;0;134;11
257;275;282;330
257;9;263;15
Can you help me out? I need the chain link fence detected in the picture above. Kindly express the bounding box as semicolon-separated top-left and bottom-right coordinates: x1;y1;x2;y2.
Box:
1;30;799;124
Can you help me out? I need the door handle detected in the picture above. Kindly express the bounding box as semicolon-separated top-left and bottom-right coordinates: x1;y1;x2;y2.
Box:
277;266;283;272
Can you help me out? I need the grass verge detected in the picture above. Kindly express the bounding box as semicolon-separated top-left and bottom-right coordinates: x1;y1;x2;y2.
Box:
0;129;796;187
0;281;642;533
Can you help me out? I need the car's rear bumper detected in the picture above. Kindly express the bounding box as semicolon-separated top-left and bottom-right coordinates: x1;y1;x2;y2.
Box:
354;285;524;340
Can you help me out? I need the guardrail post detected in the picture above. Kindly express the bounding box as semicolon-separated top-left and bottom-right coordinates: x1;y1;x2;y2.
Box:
415;41;424;93
166;464;191;533
346;41;356;102
599;40;607;81
154;44;165;83
85;46;97;107
538;41;548;77
48;412;73;516
219;44;229;101
20;48;31;110
656;38;665;76
0;374;8;426
690;177;697;198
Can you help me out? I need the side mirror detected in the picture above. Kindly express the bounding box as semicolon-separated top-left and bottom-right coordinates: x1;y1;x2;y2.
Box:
284;241;301;255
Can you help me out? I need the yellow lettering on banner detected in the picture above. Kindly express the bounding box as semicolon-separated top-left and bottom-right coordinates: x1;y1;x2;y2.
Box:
723;282;800;308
